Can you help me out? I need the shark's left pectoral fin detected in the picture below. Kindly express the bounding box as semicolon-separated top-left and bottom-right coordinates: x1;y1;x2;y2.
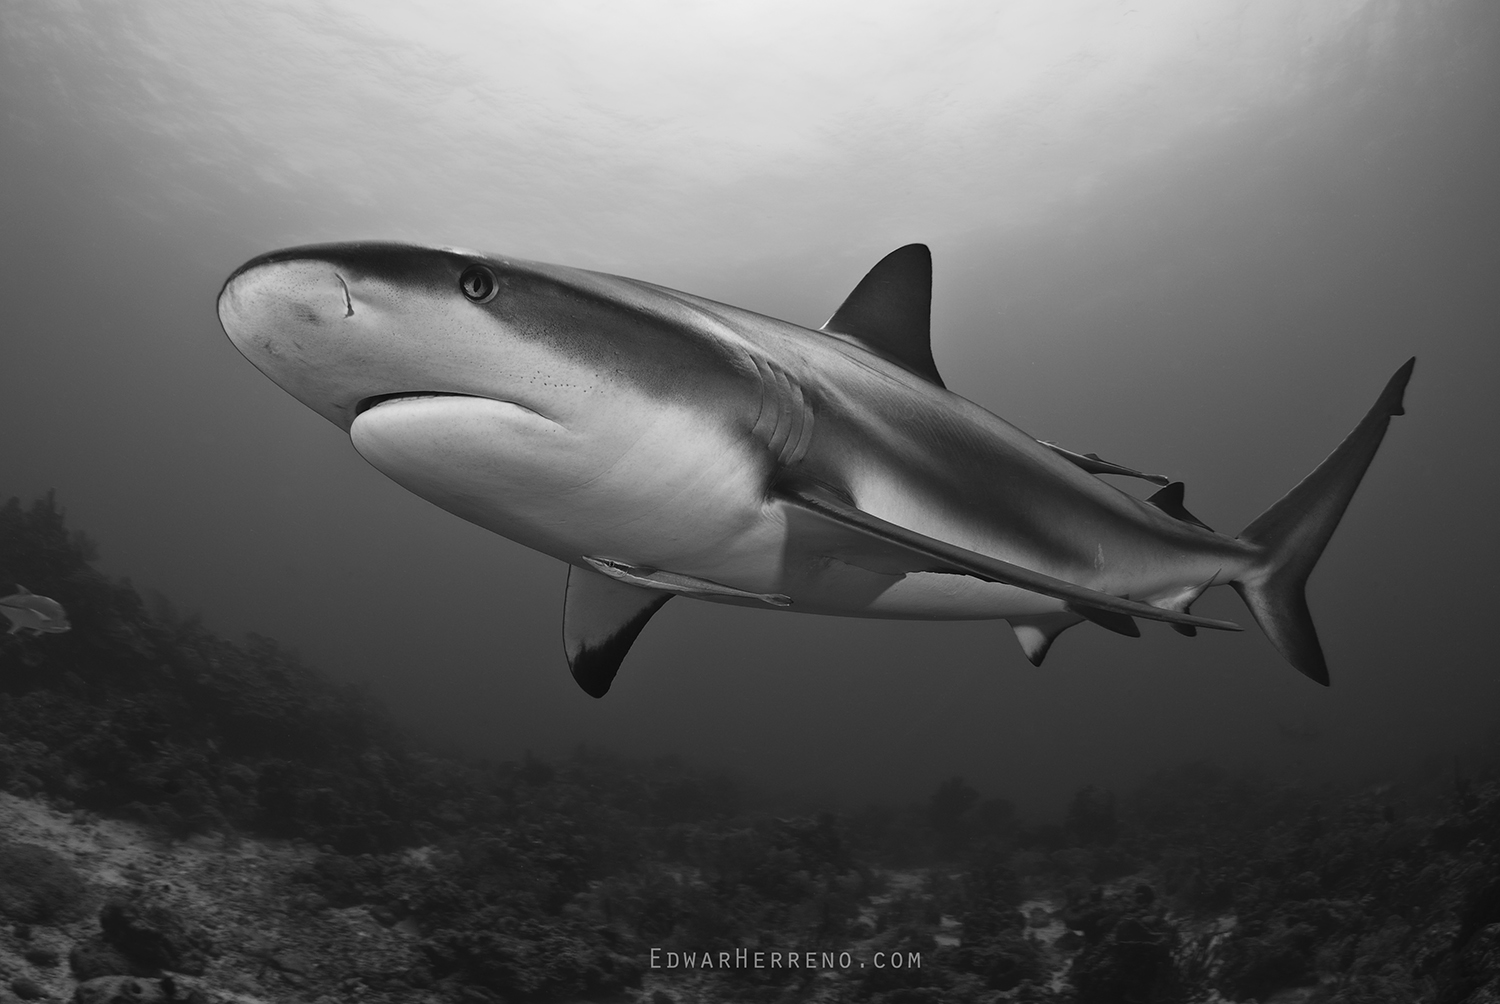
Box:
563;566;672;699
776;480;1242;634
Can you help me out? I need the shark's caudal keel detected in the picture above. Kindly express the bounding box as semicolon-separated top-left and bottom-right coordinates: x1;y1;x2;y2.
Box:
218;241;1412;698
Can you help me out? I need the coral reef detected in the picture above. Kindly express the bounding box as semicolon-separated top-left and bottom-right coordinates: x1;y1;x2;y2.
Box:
2;491;1498;1003
0;842;87;925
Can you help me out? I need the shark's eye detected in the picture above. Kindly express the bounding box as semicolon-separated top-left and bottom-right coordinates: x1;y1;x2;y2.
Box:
459;265;497;304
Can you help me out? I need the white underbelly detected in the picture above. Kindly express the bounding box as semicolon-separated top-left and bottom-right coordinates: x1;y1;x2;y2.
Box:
348;395;1217;625
728;560;1066;621
349;393;778;576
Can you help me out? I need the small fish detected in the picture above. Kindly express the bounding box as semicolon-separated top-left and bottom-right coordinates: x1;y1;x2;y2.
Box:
0;586;71;636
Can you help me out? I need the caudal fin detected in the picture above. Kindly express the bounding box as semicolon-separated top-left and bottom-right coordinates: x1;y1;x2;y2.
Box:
1232;358;1415;685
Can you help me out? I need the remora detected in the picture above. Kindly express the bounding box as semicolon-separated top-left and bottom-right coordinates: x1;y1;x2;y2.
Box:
217;243;1413;697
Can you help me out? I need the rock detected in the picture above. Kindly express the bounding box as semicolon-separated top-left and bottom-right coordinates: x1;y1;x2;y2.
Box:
456;987;501;1004
9;976;46;1001
157;977;208;1004
97;893;211;976
1070;909;1183;1004
70;935;135;981
72;976;166;1004
1469;979;1500;1004
0;842;88;924
264;950;311;976
70;976;206;1004
21;947;58;968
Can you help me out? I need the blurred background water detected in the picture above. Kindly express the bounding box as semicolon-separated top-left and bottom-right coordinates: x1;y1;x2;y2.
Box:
2;0;1496;817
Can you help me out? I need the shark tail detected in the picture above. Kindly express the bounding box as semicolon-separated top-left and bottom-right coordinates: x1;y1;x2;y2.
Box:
1230;358;1414;685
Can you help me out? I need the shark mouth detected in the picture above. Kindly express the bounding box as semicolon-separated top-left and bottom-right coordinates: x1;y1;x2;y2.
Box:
355;392;485;417
354;392;555;425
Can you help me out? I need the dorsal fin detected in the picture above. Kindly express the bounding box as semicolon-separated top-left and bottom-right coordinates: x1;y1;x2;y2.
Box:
1146;482;1214;531
821;244;944;388
563;565;672;698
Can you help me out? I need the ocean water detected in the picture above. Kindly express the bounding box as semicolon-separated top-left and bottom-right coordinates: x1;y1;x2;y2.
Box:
2;0;1497;821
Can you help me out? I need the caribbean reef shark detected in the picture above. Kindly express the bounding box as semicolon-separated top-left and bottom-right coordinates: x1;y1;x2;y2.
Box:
217;243;1412;697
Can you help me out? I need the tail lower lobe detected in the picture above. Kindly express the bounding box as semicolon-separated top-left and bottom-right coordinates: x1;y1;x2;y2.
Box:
1232;358;1415;685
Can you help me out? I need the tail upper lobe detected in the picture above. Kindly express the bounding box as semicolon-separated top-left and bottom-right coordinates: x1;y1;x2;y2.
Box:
1232;358;1415;684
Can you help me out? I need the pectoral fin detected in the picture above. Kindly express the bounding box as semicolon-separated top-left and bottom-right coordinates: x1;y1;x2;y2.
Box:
563;566;672;698
776;480;1242;633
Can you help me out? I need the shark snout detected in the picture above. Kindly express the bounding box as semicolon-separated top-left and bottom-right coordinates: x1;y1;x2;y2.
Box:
218;258;353;354
218;255;383;430
218;241;548;434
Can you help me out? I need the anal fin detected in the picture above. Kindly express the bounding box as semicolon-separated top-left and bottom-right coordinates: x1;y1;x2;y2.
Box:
1009;612;1085;666
563;566;672;698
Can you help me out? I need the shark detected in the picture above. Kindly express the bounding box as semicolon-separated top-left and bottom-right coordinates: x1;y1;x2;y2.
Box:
217;242;1412;697
0;586;71;636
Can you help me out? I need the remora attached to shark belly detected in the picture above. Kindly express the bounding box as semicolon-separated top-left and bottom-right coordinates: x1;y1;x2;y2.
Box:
217;241;1413;697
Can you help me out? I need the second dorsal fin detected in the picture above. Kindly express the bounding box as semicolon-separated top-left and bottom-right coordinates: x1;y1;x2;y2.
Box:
821;244;944;388
1146;482;1214;531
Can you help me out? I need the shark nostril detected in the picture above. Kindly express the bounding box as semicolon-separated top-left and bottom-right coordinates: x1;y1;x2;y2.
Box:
336;274;354;318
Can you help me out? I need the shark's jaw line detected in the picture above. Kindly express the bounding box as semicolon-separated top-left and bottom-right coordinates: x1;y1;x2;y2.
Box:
355;391;552;423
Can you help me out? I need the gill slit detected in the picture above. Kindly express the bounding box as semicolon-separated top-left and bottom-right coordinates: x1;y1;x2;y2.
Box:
750;356;815;470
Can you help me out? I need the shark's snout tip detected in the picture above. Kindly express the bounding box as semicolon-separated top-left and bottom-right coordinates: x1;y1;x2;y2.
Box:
217;258;351;336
